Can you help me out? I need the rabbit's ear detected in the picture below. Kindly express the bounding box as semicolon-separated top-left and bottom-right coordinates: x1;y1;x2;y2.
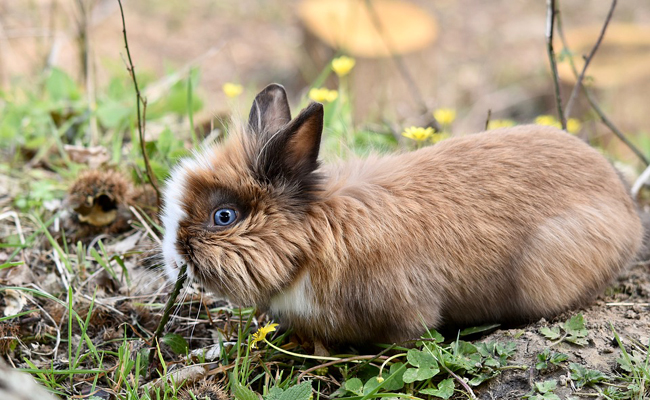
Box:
253;101;323;192
282;102;323;174
248;84;292;135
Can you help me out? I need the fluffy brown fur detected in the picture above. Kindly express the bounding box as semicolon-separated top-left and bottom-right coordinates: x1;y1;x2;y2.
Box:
162;84;642;345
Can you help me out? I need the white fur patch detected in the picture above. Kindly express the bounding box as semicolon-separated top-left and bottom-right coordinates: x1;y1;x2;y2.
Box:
160;146;216;283
269;271;317;317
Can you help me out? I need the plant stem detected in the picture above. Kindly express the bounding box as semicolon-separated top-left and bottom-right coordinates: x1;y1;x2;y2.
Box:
149;263;187;365
564;0;617;119
545;0;566;130
116;0;161;208
555;6;649;167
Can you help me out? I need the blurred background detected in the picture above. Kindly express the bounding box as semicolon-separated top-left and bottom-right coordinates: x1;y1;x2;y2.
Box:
1;0;649;169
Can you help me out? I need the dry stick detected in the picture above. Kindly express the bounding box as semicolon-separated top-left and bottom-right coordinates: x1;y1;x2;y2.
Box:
564;0;617;119
116;0;161;208
75;0;98;145
545;0;566;130
555;10;649;167
363;0;441;131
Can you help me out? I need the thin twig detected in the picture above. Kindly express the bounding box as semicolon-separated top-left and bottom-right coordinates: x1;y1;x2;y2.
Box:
484;109;492;131
363;0;440;131
564;0;617;119
129;205;161;246
545;0;566;130
116;0;161;208
585;90;649;166
555;10;649;167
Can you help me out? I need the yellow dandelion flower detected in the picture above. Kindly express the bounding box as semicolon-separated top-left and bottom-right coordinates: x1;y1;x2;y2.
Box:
566;118;582;134
433;108;456;125
487;119;516;130
222;83;243;98
250;323;278;349
331;56;356;77
535;115;561;129
402;126;435;142
309;87;338;103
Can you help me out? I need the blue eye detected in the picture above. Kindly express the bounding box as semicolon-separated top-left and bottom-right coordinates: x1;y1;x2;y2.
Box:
214;208;238;226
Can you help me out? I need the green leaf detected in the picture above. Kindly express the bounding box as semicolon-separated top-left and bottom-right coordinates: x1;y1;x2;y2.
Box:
564;314;585;332
535;380;557;394
96;99;132;129
264;387;285;400
157;127;175;157
403;349;440;383
419;378;455;399
421;329;445;343
278;381;312;400
46;67;80;102
468;371;498;386
496;342;517;358
402;368;419;384
380;362;405;391
535;361;548;370
233;382;259;400
539;326;561;340
344;378;364;395
459;324;501;337
406;348;437;368
569;363;609;388
484;357;500;368
161;333;188;355
454;341;478;356
362;377;383;396
549;352;568;365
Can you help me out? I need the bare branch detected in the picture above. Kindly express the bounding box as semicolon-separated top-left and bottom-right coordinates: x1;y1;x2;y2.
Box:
116;0;161;208
556;6;649;167
564;0;617;119
545;0;566;130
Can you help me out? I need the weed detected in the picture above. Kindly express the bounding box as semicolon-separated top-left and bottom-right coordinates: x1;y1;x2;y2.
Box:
539;314;590;346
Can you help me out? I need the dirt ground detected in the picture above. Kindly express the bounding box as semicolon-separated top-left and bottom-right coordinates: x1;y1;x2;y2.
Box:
474;258;650;399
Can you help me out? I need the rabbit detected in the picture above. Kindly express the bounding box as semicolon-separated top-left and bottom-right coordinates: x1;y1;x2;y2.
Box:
160;83;643;345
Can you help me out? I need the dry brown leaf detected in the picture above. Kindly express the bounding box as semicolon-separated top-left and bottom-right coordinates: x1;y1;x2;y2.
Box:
2;289;27;317
144;365;207;390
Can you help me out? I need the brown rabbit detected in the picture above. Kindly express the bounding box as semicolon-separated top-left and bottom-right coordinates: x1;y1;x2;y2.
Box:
161;84;642;344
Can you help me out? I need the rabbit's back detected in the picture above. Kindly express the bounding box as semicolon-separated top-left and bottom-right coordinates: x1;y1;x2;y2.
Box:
295;125;642;341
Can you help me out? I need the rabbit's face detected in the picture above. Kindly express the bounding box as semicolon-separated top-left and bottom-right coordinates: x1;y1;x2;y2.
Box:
160;84;323;306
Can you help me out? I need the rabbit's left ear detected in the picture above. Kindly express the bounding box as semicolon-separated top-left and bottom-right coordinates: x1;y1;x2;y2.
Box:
252;101;323;190
248;84;292;135
281;102;323;176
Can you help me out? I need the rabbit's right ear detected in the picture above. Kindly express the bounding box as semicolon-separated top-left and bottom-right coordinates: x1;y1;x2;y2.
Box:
248;84;292;135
